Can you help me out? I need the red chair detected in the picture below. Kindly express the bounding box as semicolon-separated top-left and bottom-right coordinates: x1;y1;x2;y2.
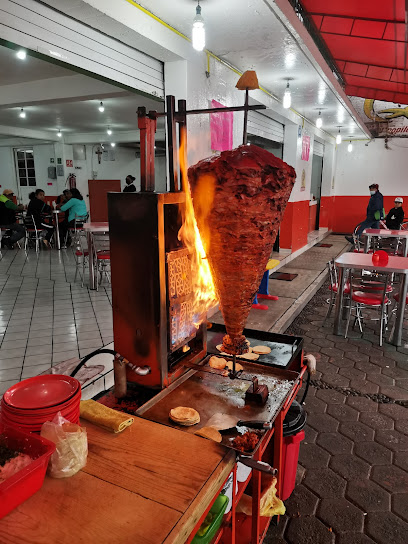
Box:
93;233;110;290
345;271;391;346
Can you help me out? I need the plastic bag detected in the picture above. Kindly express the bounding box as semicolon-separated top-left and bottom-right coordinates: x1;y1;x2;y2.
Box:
236;475;286;517
40;412;87;478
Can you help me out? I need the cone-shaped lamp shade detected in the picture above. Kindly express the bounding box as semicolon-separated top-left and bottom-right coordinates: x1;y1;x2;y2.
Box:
188;145;296;354
236;70;259;90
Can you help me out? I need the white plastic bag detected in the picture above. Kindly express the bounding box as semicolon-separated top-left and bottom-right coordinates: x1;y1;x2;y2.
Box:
41;412;87;478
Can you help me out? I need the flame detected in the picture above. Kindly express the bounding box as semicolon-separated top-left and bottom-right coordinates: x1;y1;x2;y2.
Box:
178;142;217;327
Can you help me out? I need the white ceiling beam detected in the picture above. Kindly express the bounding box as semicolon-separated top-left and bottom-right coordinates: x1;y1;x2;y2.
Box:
0;124;58;140
0;137;53;146
63;129;166;144
0;74;129;108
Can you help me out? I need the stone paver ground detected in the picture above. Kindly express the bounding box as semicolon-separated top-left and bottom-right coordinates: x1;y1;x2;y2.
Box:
265;278;408;544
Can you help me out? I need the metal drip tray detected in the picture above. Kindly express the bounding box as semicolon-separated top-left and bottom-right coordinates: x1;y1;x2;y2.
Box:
207;324;303;370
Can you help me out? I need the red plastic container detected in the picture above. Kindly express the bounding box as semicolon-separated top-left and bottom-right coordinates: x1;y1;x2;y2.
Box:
0;423;56;519
280;430;305;501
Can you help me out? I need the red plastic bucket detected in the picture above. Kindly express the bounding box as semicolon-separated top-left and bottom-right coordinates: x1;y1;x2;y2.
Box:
280;429;305;501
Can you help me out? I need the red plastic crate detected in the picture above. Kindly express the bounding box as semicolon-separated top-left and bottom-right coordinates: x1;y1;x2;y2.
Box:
281;430;305;501
0;423;56;519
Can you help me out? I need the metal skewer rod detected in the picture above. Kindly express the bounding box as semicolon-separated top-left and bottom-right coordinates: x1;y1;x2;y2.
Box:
243;88;249;145
232;354;237;376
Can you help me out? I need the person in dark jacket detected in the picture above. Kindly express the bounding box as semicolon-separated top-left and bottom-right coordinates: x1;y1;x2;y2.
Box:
385;197;404;230
346;184;384;244
123;175;136;192
0;189;25;249
26;189;54;247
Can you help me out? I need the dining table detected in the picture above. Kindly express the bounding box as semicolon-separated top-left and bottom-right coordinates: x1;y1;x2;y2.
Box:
83;222;109;289
333;252;408;346
362;228;408;257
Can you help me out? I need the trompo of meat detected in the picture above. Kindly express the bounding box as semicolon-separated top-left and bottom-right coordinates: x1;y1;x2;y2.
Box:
188;145;296;354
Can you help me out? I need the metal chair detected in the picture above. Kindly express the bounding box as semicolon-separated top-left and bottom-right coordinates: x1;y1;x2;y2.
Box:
326;259;350;319
345;270;392;346
63;213;89;247
92;233;111;290
23;216;47;252
72;230;89;287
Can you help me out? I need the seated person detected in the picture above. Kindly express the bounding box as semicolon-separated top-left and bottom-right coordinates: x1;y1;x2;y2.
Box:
0;189;25;249
56;189;70;208
59;188;88;246
26;189;54;248
123;174;136;192
385;197;404;230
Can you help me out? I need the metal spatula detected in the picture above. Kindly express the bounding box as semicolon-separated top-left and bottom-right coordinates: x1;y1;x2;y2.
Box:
206;412;272;433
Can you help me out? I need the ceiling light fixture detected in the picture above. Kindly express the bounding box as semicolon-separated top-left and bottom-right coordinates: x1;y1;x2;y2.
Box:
107;127;112;135
99;101;105;113
336;128;342;145
283;81;291;109
192;1;205;52
316;111;322;129
348;141;353;152
19;108;26;119
110;142;116;147
16;49;26;60
57;129;62;138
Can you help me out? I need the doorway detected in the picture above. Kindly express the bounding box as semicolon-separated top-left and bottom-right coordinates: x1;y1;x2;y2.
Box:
310;154;324;230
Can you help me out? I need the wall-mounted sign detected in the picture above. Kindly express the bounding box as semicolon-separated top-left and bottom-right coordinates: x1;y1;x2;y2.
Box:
50;158;55;163
301;135;310;161
210;99;233;152
66;159;73;167
57;158;62;165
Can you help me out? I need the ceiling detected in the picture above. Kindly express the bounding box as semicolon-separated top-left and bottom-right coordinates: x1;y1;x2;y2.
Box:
0;44;164;137
133;0;367;139
301;0;408;104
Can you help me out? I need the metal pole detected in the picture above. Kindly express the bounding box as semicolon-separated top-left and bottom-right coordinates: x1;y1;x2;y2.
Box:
166;95;179;192
178;99;188;192
243;88;249;145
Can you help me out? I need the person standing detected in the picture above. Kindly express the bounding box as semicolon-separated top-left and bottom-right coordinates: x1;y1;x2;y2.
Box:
123;175;136;192
346;184;384;243
0;189;25;249
385;197;404;230
26;189;54;248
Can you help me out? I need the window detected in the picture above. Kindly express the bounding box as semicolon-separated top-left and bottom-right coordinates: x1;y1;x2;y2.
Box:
14;148;36;187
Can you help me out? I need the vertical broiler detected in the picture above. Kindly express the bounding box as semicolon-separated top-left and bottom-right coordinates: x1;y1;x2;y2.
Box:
108;91;302;395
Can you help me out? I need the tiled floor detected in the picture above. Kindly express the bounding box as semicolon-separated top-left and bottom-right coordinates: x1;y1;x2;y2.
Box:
0;248;112;395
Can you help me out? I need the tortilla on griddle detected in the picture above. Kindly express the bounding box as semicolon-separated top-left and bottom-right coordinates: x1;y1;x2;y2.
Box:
194;426;222;443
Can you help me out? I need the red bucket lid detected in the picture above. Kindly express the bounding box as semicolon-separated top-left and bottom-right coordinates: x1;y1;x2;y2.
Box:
3;375;80;410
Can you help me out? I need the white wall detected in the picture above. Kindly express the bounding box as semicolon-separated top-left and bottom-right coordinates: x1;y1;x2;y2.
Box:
334;139;408;196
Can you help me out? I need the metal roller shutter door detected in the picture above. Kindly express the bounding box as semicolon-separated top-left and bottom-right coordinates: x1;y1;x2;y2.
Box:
248;111;284;143
0;0;164;99
313;140;325;157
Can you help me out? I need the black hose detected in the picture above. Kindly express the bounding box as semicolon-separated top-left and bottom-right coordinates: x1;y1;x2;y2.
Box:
299;369;311;405
70;348;117;377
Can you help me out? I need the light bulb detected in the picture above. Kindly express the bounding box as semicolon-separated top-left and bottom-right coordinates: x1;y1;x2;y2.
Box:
348;142;353;152
16;49;26;60
336;132;342;145
316;112;322;129
19;108;26;118
110;142;116;147
192;3;205;51
107;127;112;135
283;82;291;109
99;101;105;113
57;130;62;138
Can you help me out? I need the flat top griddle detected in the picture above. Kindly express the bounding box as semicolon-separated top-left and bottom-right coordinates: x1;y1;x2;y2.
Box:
207;325;302;369
137;357;299;455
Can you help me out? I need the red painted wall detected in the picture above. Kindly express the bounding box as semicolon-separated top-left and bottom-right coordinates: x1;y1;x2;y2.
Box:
331;195;407;233
280;200;310;251
320;196;335;230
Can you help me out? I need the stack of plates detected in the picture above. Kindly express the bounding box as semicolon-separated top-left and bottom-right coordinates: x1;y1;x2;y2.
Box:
1;375;81;433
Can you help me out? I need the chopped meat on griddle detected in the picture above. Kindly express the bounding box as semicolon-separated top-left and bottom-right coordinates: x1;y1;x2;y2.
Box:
188;145;296;354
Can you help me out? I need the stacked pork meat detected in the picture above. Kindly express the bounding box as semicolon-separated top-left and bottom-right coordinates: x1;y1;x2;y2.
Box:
188;145;296;355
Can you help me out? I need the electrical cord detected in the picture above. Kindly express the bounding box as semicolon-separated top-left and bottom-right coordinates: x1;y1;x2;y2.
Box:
70;348;117;377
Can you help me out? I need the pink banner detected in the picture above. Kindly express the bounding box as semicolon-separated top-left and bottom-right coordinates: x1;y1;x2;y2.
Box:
210;100;233;152
301;135;311;161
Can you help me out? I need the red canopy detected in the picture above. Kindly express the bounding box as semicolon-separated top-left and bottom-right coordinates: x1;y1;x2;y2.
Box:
301;0;408;103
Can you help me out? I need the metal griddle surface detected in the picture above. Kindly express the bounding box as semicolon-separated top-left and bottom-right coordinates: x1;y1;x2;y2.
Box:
138;359;299;455
207;325;302;369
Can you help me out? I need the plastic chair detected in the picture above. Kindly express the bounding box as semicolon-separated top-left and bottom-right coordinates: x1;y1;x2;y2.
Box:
23;216;47;252
345;270;391;346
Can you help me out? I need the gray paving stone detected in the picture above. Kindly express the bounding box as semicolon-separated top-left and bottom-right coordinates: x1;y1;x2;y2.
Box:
307;413;340;433
355;441;393;465
366;511;408;544
316;432;353;455
375;429;408;452
315;389;346;405
299;443;330;469
327;404;359;422
339;421;375;442
346;479;391;512
303;468;346;498
329;454;371;481
345;396;378;412
318;498;364;533
359;412;394;431
371;465;408;493
392;493;408;523
284;485;319;516
286;516;335;544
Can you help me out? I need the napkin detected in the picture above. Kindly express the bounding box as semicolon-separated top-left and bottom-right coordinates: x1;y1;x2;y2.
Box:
80;400;134;433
